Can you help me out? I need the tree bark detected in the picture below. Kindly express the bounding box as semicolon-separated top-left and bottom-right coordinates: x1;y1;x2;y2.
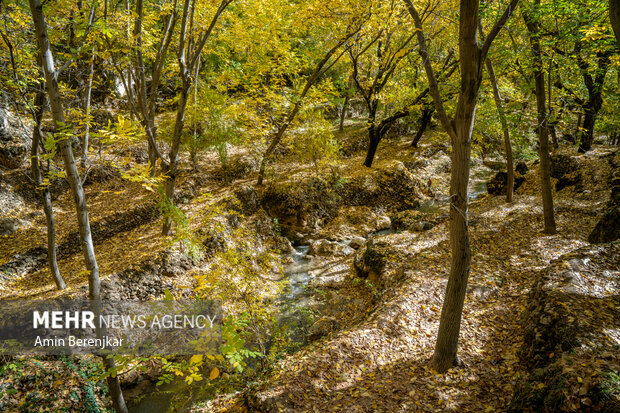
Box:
364;125;381;167
524;1;556;234
28;1;127;411
611;0;620;46
31;87;66;290
339;74;354;133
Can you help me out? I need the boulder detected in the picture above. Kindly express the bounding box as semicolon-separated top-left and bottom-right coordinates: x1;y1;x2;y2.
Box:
588;206;619;243
338;161;425;210
589;168;620;243
375;215;391;230
511;244;620;412
354;237;391;278
550;154;580;179
515;161;529;175
349;235;366;249
0;218;20;236
309;239;354;256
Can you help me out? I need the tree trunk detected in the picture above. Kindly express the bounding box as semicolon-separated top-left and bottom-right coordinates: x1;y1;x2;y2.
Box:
525;0;557;234
431;21;479;372
28;2;128;411
577;68;608;152
364;126;381;167
339;94;350;133
257;28;358;185
82;47;95;168
162;87;188;235
611;0;620;46
578;104;598;152
31;87;65;290
484;57;514;202
404;0;520;373
411;106;432;147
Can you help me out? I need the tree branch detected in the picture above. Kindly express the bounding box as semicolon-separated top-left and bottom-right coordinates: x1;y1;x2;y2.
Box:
402;0;453;138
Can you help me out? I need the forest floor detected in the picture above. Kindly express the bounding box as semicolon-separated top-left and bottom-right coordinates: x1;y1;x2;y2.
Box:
0;122;618;412
202;143;619;412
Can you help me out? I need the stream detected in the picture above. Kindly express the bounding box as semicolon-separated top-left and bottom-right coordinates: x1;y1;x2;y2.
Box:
126;166;497;412
417;166;494;213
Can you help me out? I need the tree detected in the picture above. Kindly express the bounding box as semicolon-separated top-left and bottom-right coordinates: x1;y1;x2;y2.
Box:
479;24;514;202
0;11;66;290
523;0;556;234
256;26;361;184
118;0;177;177
403;0;520;372
28;0;127;410
162;0;232;235
347;2;417;167
31;86;66;290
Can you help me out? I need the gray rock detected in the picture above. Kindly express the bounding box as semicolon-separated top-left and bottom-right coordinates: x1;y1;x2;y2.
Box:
309;239;354;256
349;235;366;249
0;218;20;235
375;215;391;231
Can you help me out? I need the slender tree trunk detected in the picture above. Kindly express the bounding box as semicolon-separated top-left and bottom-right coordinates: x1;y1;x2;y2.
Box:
162;87;188;235
484;58;514;202
364;102;380;167
578;80;607;152
339;94;350;133
31;87;65;290
525;1;556;234
28;2;127;411
339;74;354;133
257;28;358;185
411;106;432;147
547;67;559;149
82;47;95;168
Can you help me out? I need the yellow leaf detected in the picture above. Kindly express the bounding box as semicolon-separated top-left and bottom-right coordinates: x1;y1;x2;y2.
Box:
190;354;203;365
209;367;220;380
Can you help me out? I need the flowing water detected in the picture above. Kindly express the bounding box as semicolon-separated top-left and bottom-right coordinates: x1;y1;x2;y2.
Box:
127;167;497;411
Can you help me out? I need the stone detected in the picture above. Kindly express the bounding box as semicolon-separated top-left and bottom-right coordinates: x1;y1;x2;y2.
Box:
0;218;20;236
550;154;580;179
515;161;528;175
309;239;353;256
375;215;391;231
349;235;366;249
